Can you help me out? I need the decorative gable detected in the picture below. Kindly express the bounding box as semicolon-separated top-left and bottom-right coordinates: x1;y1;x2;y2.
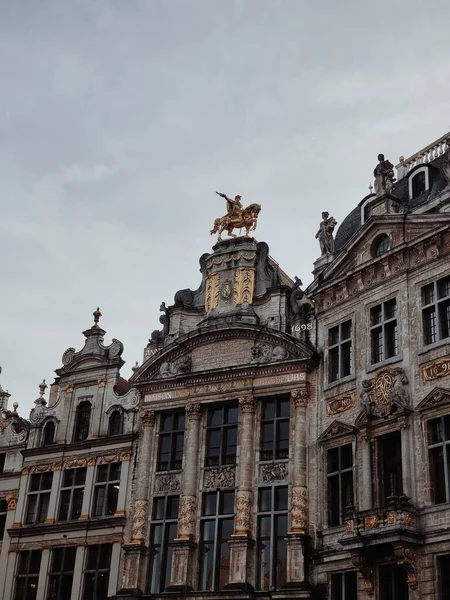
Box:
318;420;356;443
416;387;450;412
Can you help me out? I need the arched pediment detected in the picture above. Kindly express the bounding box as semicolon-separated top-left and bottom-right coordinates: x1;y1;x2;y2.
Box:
131;324;317;386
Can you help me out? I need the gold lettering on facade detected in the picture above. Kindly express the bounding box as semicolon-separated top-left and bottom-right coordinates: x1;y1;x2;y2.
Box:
422;356;450;382
205;273;220;312
326;393;356;416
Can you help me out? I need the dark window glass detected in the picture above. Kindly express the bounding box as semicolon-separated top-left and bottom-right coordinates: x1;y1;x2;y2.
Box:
438;554;450;600
370;299;398;364
47;547;76;600
260;395;290;461
157;411;185;471
25;472;53;524
372;234;390;257
93;463;121;517
205;404;238;467
82;545;112;600
73;401;91;442
330;572;358;600
0;453;6;473
108;411;123;436
327;445;353;527
0;499;7;541
328;320;353;382
411;170;426;199
14;550;41;600
58;468;86;521
199;490;234;591
148;495;179;593
422;277;450;346
378;432;403;504
429;415;450;504
379;564;408;600
42;421;56;446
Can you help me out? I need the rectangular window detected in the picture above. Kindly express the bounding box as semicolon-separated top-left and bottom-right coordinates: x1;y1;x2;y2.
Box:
438;554;450;600
25;472;53;524
47;547;76;600
428;415;450;504
422;276;450;345
378;432;403;504
14;550;42;600
205;404;238;467
370;299;398;364
379;564;408;600
257;485;288;591
328;320;353;382
156;411;185;472
327;445;353;527
148;495;179;593
0;499;6;540
330;571;357;600
260;395;290;461
82;544;112;600
58;468;86;521
0;453;5;473
199;490;234;591
93;463;121;517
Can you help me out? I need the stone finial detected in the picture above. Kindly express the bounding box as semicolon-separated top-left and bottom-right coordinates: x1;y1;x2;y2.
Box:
93;307;102;327
132;361;139;374
399;156;405;162
39;379;47;397
368;182;373;194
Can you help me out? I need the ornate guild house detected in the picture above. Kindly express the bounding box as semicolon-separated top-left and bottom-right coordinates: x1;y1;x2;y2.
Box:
0;131;450;600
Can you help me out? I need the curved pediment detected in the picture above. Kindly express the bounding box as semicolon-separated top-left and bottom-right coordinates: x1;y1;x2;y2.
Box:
131;324;317;386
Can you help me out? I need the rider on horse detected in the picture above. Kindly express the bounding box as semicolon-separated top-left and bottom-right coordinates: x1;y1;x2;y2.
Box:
216;192;244;224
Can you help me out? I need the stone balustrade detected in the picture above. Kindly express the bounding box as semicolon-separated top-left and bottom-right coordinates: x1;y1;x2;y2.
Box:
396;134;449;179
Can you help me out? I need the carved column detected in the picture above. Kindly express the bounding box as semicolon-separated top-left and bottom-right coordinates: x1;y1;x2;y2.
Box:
359;429;373;511
226;394;257;590
169;402;202;591
285;385;309;587
118;409;156;596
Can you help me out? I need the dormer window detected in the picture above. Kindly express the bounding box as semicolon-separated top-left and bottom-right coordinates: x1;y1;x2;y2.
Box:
408;166;430;200
108;410;123;436
42;421;56;446
73;401;91;442
372;234;390;258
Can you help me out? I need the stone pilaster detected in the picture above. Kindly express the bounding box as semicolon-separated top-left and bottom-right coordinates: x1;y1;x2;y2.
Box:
359;429;373;511
226;394;257;590
118;409;156;596
169;402;202;591
285;385;309;588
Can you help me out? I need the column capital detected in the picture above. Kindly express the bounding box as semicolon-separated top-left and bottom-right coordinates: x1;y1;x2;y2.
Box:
186;402;202;421
6;493;18;511
291;385;310;407
238;394;257;413
140;409;156;427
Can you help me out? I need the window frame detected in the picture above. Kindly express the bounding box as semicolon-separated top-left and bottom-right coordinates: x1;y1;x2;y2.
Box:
148;495;179;593
428;414;450;504
374;431;403;506
25;472;53;525
42;420;56;447
328;319;353;383
256;485;288;591
0;453;6;474
330;571;358;600
198;490;235;592
326;444;354;527
46;546;76;600
205;403;238;467
13;550;42;600
82;544;112;600
0;498;7;541
57;467;86;522
372;233;391;258
73;400;92;442
370;298;398;365
408;165;429;201
92;462;121;517
260;395;290;462
156;411;185;472
421;276;450;347
107;410;123;437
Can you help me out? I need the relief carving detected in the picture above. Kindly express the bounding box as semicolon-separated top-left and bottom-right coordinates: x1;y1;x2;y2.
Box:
326;393;356;416
205;273;220;312
234;267;255;305
361;368;409;418
261;462;288;483
203;466;235;489
251;342;288;364
291;486;307;532
186;402;202;421
140;410;156;427
131;499;149;542
238;395;257;413
155;473;181;493
159;354;192;378
291;386;310;407
178;496;197;537
422;356;450;382
6;493;18;510
235;490;252;532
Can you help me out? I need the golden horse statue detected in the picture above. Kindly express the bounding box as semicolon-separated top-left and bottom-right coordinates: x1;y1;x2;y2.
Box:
210;192;261;241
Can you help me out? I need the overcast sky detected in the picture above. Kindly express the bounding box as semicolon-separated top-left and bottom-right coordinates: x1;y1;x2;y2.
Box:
1;0;449;414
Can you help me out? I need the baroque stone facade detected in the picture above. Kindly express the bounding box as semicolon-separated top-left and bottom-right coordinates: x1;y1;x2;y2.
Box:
0;132;449;600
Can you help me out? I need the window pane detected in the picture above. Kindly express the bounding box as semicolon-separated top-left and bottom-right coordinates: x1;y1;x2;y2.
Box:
278;398;290;418
209;407;223;426
384;299;396;320
98;544;112;569
385;321;398;358
423;282;435;305
96;465;108;483
327;448;339;473
167;496;179;519
341;444;353;469
153;497;165;520
423;306;437;345
438;277;450;300
430;448;447;504
203;493;217;516
340;320;352;341
161;413;173;432
262;400;275;420
226;405;238;424
371;305;382;326
202;520;216;542
341;341;352;377
42;472;53;490
29;474;41;493
275;486;288;511
439;301;450;339
220;491;235;515
259;488;272;512
329;347;339;381
329;325;339;346
75;468;86;486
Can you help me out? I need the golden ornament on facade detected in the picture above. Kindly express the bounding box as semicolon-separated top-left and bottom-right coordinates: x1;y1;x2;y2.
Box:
210;192;261;241
234;267;255;305
205;273;220;312
422;356;450;382
326;393;356;416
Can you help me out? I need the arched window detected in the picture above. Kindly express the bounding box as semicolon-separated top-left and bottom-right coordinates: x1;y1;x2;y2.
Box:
42;421;56;446
411;171;426;199
372;234;390;258
74;401;91;442
108;410;123;436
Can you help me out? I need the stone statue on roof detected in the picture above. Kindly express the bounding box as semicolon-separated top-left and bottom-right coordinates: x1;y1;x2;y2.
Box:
315;211;337;256
373;153;396;196
211;191;261;241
